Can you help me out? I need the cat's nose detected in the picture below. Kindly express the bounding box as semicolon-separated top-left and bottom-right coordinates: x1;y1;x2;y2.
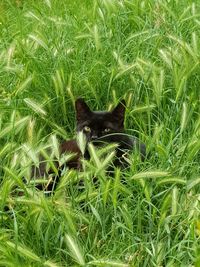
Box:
91;134;98;140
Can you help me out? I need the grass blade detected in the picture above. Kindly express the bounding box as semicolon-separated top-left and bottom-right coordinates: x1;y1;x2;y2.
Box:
65;234;85;266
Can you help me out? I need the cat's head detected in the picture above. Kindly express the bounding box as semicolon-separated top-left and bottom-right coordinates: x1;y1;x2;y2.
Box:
75;98;126;142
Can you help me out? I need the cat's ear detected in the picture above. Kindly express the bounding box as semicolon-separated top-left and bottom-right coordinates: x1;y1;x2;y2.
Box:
112;100;126;127
75;98;91;122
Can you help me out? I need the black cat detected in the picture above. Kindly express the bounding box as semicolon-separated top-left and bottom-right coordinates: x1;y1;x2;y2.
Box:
73;98;146;166
31;98;146;190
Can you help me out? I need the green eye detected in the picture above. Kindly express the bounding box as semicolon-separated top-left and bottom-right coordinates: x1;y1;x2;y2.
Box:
104;128;110;133
84;126;91;132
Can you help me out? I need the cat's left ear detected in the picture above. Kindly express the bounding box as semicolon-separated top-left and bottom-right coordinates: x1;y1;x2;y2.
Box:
112;100;126;126
75;98;91;122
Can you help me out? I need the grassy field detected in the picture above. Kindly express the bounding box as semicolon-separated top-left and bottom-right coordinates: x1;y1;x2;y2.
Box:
0;0;200;266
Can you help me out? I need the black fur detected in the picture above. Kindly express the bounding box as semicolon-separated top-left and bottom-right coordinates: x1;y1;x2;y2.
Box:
31;99;146;191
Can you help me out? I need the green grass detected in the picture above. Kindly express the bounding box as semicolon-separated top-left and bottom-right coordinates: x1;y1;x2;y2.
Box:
0;0;200;266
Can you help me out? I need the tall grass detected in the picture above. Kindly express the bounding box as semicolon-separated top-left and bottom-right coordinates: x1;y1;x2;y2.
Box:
0;0;200;266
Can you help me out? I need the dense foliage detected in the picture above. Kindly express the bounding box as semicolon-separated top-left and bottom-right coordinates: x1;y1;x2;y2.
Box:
0;0;200;266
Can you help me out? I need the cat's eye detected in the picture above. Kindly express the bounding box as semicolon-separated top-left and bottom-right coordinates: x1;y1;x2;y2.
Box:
84;126;91;132
104;128;111;133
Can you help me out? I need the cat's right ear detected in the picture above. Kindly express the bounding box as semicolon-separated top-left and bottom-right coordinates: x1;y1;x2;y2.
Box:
111;99;126;127
75;98;91;122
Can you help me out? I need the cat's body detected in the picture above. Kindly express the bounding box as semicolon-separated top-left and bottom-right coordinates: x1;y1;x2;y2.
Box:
31;99;146;190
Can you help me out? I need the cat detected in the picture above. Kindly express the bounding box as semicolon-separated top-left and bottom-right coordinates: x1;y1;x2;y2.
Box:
60;98;146;171
31;98;146;190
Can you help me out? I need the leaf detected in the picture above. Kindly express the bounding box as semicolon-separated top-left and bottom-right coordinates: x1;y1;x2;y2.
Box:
112;168;121;209
24;98;46;116
65;234;85;266
157;177;186;186
6;241;41;262
88;260;129;267
13;75;33;96
187;177;200;191
131;171;170;180
90;204;102;225
0;116;30;139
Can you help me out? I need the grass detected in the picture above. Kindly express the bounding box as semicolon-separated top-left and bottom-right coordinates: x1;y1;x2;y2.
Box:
0;0;200;266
